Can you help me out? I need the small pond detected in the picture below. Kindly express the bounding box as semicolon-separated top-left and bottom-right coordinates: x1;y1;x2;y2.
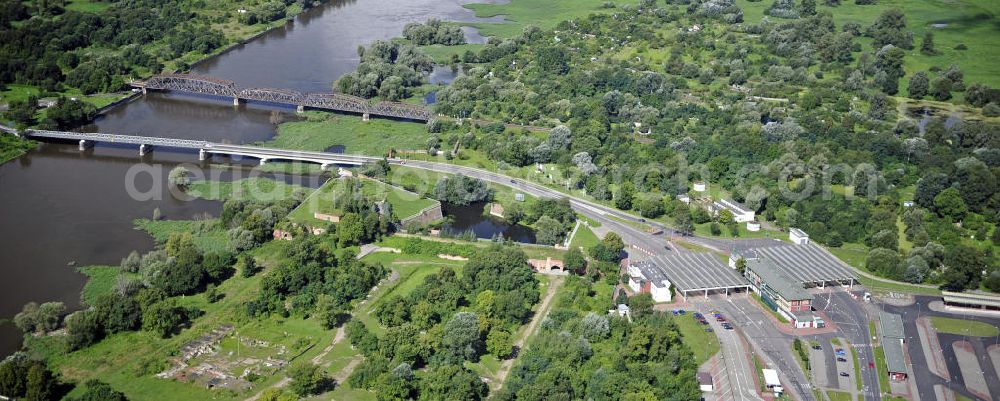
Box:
441;201;536;243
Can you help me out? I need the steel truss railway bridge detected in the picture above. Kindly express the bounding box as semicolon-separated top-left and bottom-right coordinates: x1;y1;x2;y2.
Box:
23;130;371;167
130;74;433;121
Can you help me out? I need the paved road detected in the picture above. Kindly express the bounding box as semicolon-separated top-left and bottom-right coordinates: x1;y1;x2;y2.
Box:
685;302;764;401
708;295;815;401
881;296;1000;401
813;290;881;401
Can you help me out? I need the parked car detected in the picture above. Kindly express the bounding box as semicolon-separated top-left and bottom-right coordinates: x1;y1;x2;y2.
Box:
693;312;703;318
869;362;875;369
839;372;849;377
812;345;822;350
678;310;686;315
705;328;714;332
837;357;848;362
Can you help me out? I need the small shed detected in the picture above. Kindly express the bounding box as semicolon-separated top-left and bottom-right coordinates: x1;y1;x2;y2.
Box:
789;228;809;245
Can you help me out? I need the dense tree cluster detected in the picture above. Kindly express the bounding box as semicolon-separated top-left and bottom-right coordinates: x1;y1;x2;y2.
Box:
402;19;466;45
497;276;701;400
0;0;226;95
247;233;387;319
0;354;65;401
348;244;538;400
432;174;493;205
427;4;999;290
336;40;433;100
327;178;397;247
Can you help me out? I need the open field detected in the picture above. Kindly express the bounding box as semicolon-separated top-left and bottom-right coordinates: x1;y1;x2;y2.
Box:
464;0;641;38
675;313;721;366
569;223;600;250
186;177;313;202
133;219;232;254
78;266;121;306
0;84;127;109
287;177;438;224
738;0;1000;91
267;113;429;155
63;0;113;13
929;316;1000;337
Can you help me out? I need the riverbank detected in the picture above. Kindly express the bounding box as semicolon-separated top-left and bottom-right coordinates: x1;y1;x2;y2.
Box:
0;134;35;164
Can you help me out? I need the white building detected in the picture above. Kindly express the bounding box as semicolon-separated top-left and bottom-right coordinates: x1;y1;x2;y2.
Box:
712;199;756;222
746;221;761;232
627;261;672;303
693;181;707;192
789;228;809;245
677;194;691;204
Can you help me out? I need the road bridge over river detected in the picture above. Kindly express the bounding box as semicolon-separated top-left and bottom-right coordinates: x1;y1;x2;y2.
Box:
23;130;370;166
130;74;433;121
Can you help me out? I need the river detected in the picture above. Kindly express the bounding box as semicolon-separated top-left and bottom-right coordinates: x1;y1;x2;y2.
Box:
0;0;502;356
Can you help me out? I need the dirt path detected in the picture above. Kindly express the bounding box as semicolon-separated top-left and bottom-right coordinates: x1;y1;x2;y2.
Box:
244;324;348;401
333;358;362;384
491;275;564;392
313;325;347;365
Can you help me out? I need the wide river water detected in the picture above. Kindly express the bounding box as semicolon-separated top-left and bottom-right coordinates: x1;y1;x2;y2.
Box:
0;0;504;356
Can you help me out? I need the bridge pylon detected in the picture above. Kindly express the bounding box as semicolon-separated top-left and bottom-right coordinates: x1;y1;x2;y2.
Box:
233;97;242;106
139;144;152;156
78;140;92;151
199;149;210;161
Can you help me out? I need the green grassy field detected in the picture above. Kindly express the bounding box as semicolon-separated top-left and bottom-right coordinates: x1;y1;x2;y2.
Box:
0;135;36;164
929;316;1000;337
78;266;121;306
675;314;721;366
186;177;313;202
266;113;430;155
287;177;438;225
693;221;788;241
569;223;600;250
464;0;641;38
133;219;232;254
738;0;1000;90
64;0;113;13
0;84;127;109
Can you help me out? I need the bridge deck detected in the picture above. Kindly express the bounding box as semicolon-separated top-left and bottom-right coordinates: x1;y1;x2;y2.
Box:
24;130;371;166
132;74;433;121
